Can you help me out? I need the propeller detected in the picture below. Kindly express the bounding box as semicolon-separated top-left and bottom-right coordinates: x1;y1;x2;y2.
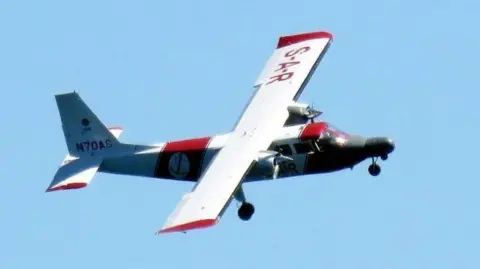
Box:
273;164;281;180
309;101;315;123
261;150;293;180
306;102;322;123
272;151;293;180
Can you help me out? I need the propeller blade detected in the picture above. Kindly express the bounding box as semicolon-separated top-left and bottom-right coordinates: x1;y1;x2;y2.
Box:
273;164;280;179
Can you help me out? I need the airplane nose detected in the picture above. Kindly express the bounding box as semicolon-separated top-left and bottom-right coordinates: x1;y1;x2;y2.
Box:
387;138;395;152
365;137;395;154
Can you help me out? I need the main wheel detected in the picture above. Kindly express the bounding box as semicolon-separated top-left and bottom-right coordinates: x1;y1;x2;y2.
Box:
238;202;255;221
368;163;381;176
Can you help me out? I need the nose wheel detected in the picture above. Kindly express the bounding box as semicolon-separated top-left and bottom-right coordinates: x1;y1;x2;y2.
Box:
238;202;255;221
368;157;381;176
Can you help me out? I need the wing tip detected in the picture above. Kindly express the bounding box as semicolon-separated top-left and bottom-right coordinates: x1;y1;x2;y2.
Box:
156;219;217;235
277;31;333;49
45;182;88;192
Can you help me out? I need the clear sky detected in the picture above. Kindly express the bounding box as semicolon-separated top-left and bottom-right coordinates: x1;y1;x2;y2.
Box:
1;0;479;268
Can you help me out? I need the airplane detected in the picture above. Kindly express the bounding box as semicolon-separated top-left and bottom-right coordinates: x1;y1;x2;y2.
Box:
47;30;395;234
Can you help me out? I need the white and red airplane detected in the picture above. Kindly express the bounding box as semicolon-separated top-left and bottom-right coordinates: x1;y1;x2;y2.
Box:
47;31;395;234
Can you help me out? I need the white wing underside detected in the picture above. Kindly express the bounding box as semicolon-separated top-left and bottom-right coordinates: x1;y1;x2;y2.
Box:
158;31;333;234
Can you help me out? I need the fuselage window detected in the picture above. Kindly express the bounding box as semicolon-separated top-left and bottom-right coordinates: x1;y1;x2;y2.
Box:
294;142;312;154
273;144;293;155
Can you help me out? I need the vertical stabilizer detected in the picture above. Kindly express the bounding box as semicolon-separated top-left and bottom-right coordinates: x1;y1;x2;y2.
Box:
55;92;122;158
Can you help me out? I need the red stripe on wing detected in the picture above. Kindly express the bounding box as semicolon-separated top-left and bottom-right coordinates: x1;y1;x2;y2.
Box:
157;219;217;234
45;182;88;192
277;31;333;49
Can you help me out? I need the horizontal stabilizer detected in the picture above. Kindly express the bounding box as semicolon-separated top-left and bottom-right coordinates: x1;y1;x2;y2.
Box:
46;127;124;192
46;157;102;192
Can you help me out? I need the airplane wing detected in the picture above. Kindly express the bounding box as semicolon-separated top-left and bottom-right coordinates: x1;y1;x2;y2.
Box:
158;31;333;234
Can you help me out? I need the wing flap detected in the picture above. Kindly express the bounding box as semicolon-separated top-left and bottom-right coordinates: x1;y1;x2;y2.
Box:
158;31;333;234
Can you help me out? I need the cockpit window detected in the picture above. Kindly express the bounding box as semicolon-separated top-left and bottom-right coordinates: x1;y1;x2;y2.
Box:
327;124;344;133
324;124;349;139
321;130;334;139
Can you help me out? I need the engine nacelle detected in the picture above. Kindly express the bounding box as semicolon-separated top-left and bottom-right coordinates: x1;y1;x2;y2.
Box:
287;102;322;119
284;102;322;126
249;151;292;179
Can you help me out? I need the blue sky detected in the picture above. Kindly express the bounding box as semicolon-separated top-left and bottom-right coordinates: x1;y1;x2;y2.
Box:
1;0;479;268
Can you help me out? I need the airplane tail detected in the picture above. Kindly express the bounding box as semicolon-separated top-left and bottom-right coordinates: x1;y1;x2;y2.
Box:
47;92;133;192
55;92;123;158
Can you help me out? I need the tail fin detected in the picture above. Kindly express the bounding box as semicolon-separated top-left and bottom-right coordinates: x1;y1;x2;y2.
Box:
48;91;131;192
55;92;121;158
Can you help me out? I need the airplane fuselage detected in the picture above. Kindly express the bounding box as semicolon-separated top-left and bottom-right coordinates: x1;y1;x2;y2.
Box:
99;121;395;182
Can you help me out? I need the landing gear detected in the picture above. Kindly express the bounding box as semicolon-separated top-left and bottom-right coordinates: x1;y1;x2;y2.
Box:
234;186;255;221
238;202;255;221
368;163;381;176
368;157;381;176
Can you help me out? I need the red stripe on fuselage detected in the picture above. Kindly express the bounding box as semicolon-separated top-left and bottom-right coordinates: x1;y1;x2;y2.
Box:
154;137;212;180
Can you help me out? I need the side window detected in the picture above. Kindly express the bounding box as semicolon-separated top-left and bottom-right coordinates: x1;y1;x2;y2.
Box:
294;142;313;154
273;144;293;155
